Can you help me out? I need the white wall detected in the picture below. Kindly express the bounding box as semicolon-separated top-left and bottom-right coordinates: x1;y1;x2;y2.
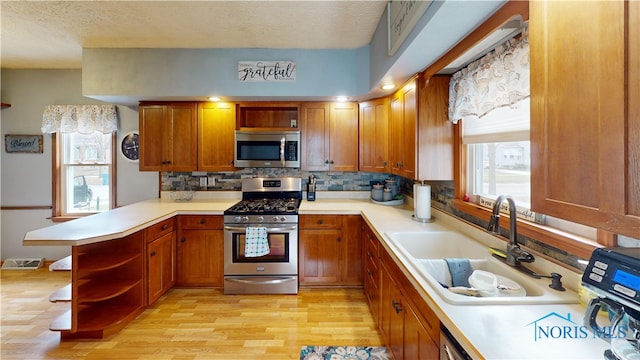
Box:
0;69;158;261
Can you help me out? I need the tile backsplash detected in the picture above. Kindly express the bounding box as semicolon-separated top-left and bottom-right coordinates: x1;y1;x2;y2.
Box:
163;169;638;272
162;169;394;192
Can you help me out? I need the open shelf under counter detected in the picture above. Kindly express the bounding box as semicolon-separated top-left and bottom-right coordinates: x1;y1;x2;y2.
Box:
77;278;143;303
49;284;72;302
49;255;72;271
76;252;141;273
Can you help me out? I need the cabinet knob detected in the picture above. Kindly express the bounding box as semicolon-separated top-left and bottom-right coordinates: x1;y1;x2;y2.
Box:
150;250;156;257
317;219;323;224
391;300;403;314
161;224;168;230
199;218;206;224
325;160;329;164
180;237;186;243
337;236;341;242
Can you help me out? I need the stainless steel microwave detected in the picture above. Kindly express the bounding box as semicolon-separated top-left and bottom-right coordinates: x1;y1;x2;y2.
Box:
234;130;300;168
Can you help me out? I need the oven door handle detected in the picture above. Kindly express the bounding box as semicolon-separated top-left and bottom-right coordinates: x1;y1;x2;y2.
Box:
224;225;298;232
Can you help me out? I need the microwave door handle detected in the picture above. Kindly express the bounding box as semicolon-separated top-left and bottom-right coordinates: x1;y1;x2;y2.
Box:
280;137;285;166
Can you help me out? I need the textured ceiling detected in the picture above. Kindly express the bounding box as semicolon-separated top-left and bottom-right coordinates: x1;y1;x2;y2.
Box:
1;1;388;69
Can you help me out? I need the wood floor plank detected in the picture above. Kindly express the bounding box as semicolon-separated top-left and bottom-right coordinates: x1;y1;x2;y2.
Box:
1;268;383;359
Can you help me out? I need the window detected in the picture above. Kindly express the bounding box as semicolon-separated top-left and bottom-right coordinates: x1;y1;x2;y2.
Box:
464;99;532;214
58;132;114;215
41;104;119;219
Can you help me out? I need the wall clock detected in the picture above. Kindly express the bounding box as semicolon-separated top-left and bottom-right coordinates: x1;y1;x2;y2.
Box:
120;131;139;162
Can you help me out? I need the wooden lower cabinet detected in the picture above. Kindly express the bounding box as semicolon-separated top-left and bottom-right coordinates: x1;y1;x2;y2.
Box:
364;222;440;359
145;218;176;304
299;215;362;286
363;223;381;326
176;215;224;287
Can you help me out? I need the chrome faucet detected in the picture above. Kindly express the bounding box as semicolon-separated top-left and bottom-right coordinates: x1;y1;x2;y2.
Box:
487;195;535;267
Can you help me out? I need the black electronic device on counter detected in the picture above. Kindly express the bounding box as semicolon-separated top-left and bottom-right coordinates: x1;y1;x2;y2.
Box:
582;247;640;307
307;175;316;201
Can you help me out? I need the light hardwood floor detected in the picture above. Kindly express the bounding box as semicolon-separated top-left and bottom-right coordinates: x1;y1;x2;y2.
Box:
1;268;383;359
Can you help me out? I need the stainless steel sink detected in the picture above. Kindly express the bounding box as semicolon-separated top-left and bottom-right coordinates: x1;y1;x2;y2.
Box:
385;231;579;305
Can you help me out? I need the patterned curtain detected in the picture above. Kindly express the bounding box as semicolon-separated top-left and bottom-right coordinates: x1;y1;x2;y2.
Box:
41;105;118;134
448;28;529;124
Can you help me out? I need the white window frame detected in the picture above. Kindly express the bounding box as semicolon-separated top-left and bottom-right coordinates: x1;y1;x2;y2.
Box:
53;132;116;219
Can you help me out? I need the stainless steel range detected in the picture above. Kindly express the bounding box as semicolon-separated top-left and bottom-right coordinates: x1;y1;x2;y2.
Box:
223;177;301;294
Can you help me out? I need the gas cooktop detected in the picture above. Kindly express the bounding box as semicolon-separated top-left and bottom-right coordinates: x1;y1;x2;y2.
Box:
224;198;301;215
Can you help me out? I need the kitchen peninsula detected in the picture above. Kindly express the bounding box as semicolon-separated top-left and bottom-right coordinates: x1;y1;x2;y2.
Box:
23;193;609;359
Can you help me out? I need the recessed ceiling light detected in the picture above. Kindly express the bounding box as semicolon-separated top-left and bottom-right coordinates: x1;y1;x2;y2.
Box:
381;84;395;90
208;96;221;101
336;96;348;102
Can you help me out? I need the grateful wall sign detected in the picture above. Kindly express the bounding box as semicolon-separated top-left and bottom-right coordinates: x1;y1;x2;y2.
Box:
238;61;297;82
5;134;43;153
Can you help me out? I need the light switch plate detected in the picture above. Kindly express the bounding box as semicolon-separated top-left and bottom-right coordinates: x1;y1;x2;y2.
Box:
208;176;216;187
199;177;207;188
291;119;297;128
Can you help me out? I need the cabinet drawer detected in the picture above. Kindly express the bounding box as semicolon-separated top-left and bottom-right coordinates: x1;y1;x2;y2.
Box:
177;215;223;229
300;215;342;229
145;218;175;242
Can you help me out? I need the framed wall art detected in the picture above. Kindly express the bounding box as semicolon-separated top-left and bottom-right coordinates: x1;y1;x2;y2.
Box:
4;134;43;153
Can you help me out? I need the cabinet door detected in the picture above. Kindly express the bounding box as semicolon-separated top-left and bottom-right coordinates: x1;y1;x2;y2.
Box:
359;98;389;173
301;103;330;170
389;94;404;175
148;231;176;304
299;228;342;285
530;0;640;237
139;103;197;172
198;102;236;171
417;76;453;181
381;262;404;360
363;225;380;325
176;229;224;287
168;104;197;171
340;215;362;285
400;83;417;180
139;105;166;171
404;303;439;360
330;103;359;171
389;80;417;179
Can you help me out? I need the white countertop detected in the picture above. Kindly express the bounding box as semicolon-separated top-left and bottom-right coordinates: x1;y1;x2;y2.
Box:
23;192;611;359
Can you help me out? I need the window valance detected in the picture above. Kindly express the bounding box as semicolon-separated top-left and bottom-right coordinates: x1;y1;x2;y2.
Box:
41;105;118;134
448;28;529;124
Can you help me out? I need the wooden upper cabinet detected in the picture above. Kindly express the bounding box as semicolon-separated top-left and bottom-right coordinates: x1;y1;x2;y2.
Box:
530;0;640;238
417;75;453;180
300;102;359;171
198;102;236;171
330;103;359;171
359;98;389;173
389;79;417;179
139;103;197;171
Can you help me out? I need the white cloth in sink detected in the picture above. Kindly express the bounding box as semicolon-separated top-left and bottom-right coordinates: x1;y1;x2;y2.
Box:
417;259;486;288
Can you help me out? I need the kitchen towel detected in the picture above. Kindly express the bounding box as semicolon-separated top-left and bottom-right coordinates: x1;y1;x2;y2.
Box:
244;227;270;257
445;258;473;287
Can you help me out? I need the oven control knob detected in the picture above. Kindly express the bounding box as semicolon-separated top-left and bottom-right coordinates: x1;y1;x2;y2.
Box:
242;216;249;223
279;216;287;222
257;216;264;223
272;216;279;222
234;216;242;223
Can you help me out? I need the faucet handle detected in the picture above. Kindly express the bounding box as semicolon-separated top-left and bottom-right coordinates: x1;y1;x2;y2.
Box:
510;245;535;263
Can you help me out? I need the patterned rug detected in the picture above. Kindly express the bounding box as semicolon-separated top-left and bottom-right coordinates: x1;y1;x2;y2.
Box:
299;346;391;360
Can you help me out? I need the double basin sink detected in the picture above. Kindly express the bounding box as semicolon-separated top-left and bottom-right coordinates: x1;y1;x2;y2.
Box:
385;231;578;305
